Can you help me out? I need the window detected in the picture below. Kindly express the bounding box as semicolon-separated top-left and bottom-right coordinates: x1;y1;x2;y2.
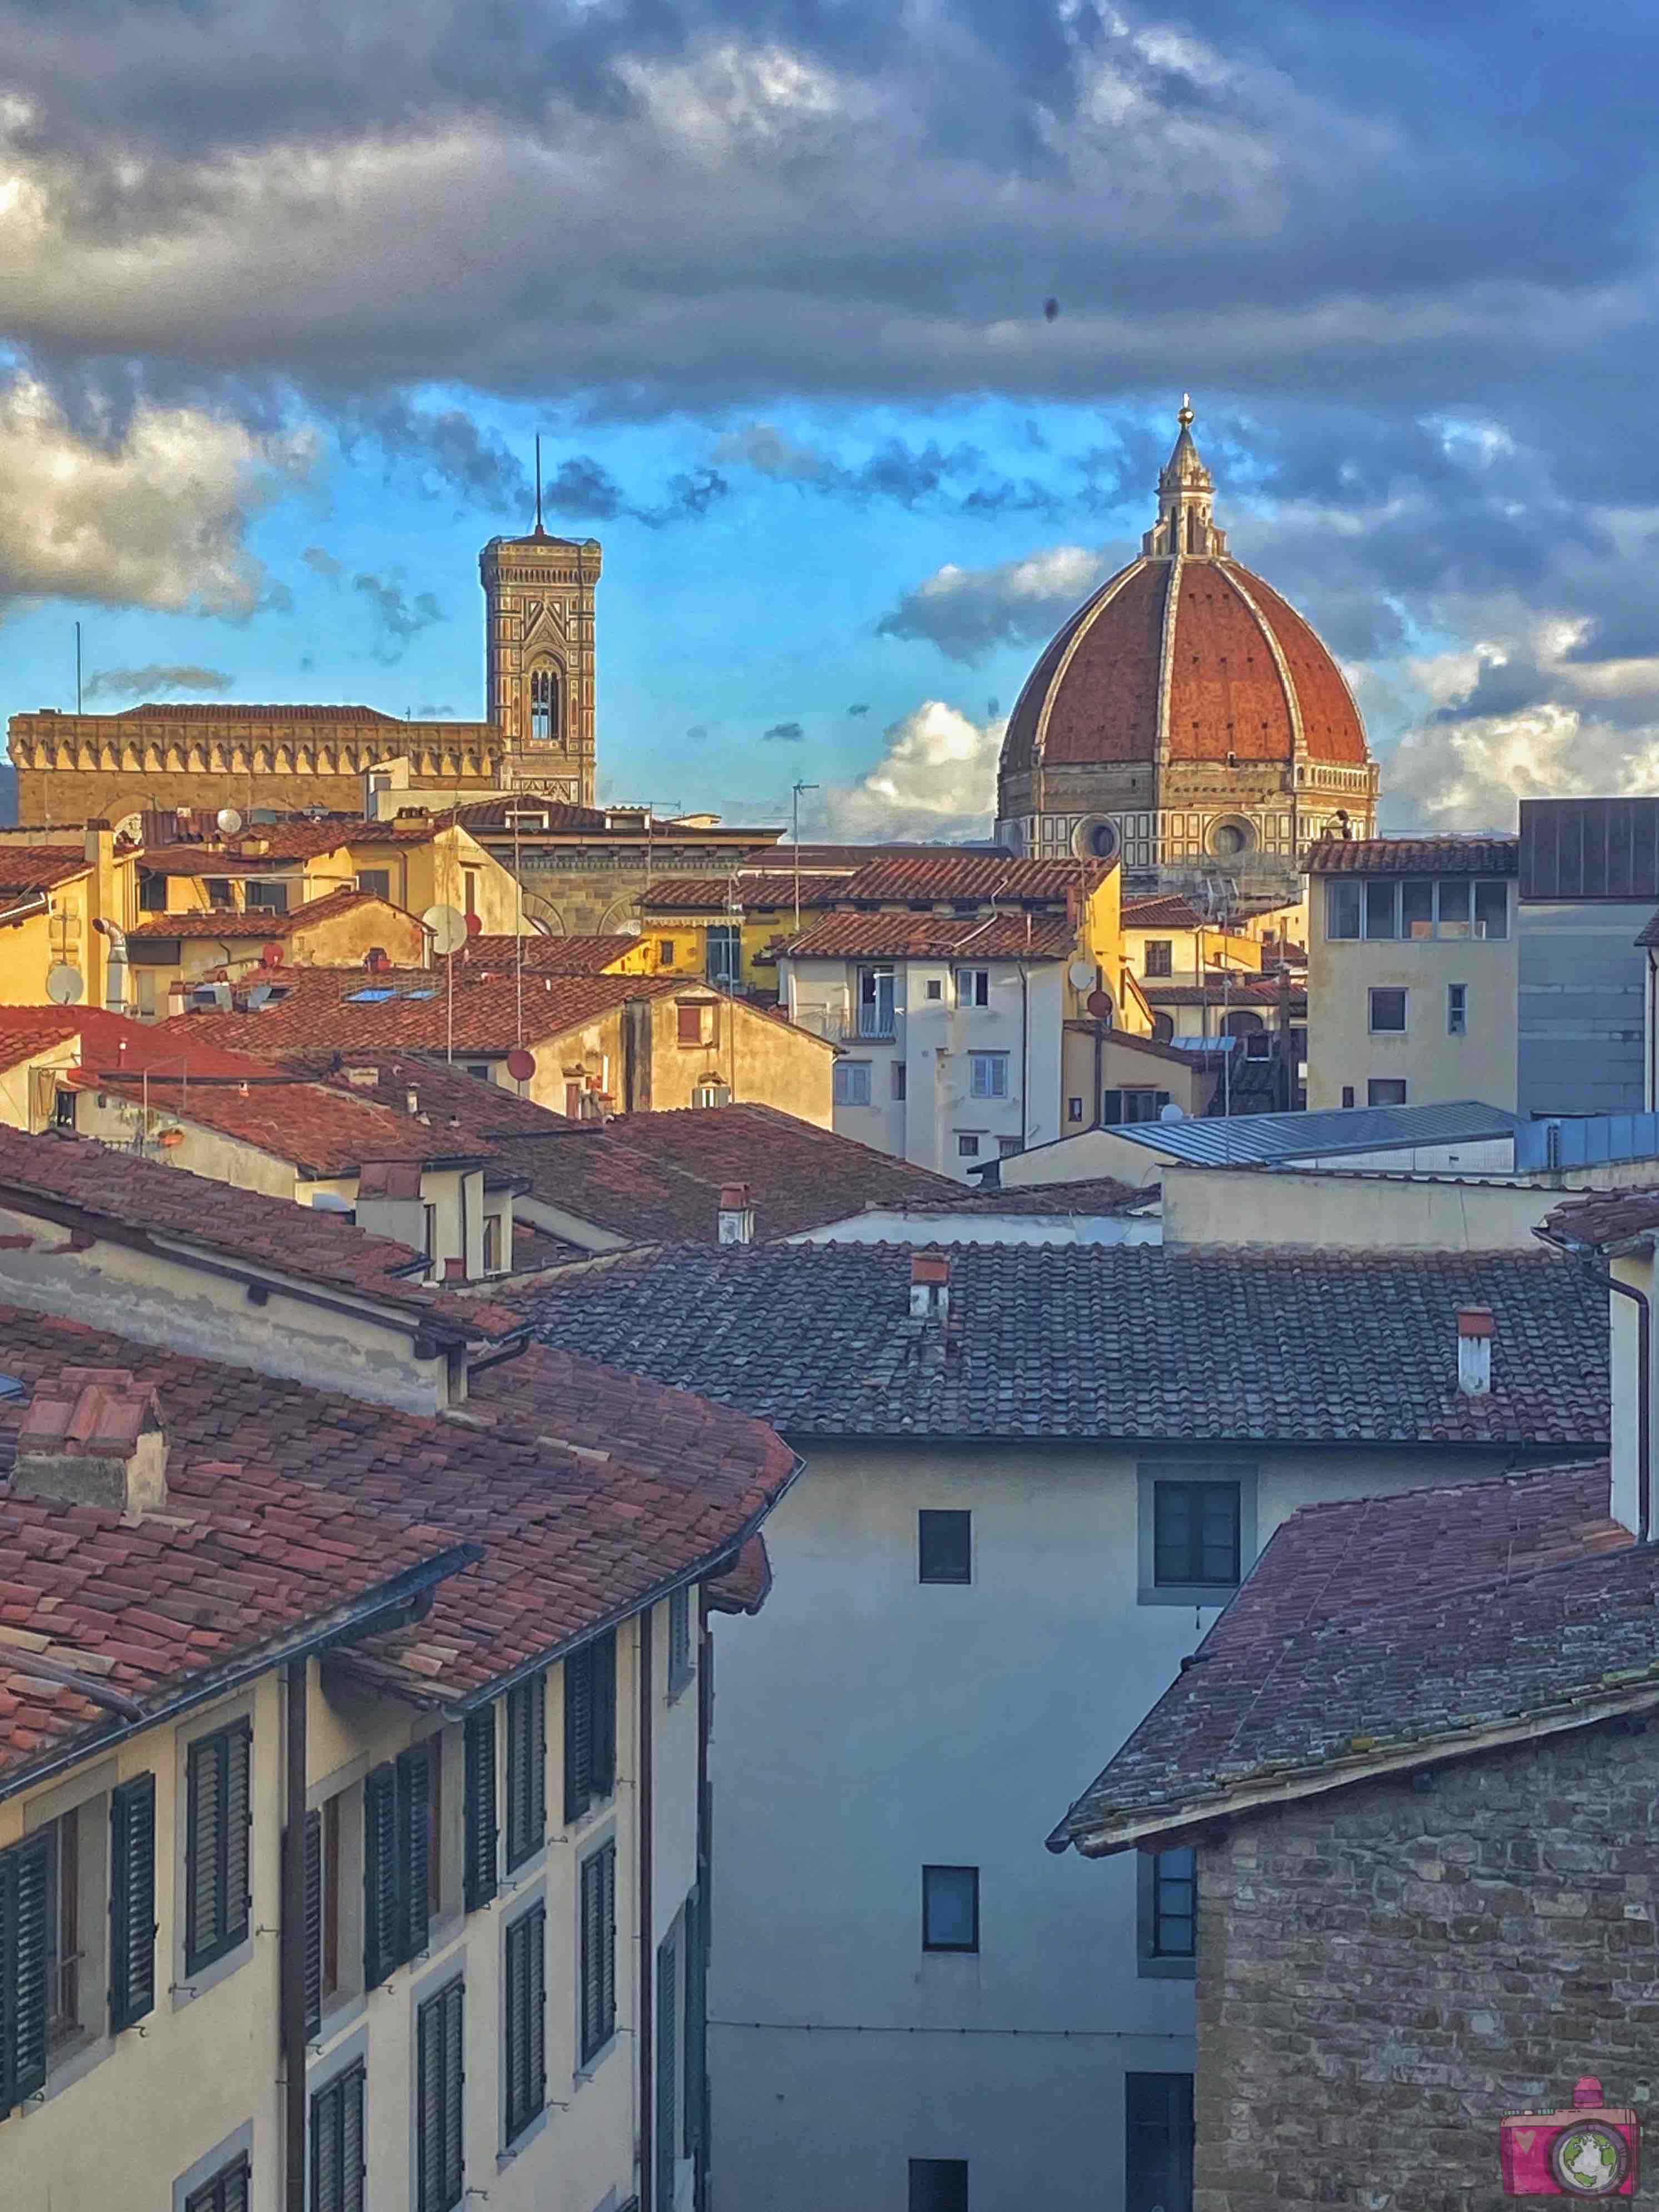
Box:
1475;879;1509;939
669;1585;694;1695
417;1977;465;2212
503;1903;546;2144
110;1773;157;2035
185;1721;252;1974
311;2059;366;2212
968;1053;1008;1100
1363;880;1396;940
997;1136;1022;1158
463;1708;498;1912
564;1080;584;1119
910;2160;969;2212
579;1842;617;2062
1144;939;1173;977
691;1079;730;1109
462;868;480;921
186;2153;250;2212
955;1133;980;1158
363;1742;434;1989
245;879;289;914
1448;982;1468;1036
205;878;233;910
483;1214;501;1274
1126;2073;1194;2212
658;939;676;964
422;1204;438;1268
1368;987;1407;1033
1325;880;1361;939
955;968;990;1008
1138;1847;1197;1975
834;1061;873;1107
856;966;896;1037
924;979;943;1002
502;1675;547;1874
563;1631;617;1825
355;869;390;901
1341;1085;1355;1109
1068;1096;1083;1122
1368;1078;1409;1106
1102;1089;1170;1125
918;1510;971;1585
705;926;741;988
1152;1481;1241;1590
922;1865;978;1953
529;665;560;743
1337;876;1511;942
53;1087;76;1132
676;1000;718;1047
891;1061;907;1101
138;869;167;913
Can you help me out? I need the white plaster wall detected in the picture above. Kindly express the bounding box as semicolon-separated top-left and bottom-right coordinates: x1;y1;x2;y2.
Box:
791;1208;1160;1247
1160;1164;1564;1251
706;1438;1553;2212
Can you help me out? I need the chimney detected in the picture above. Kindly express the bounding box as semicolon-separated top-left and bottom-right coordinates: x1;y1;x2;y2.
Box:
1456;1305;1493;1397
405;1087;419;1115
717;1184;755;1245
910;1250;951;1323
13;1368;169;1516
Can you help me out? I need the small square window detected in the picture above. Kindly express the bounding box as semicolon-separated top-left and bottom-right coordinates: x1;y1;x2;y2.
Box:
1068;1096;1083;1123
355;869;391;902
954;968;990;1008
910;2159;969;2212
968;1053;1008;1100
1368;987;1407;1033
918;1510;971;1585
1368;1078;1408;1106
1341;1085;1355;1109
956;1133;980;1158
1152;1481;1240;1590
997;1136;1022;1158
922;1865;978;1953
1144;940;1173;977
834;1061;873;1107
658;939;676;964
925;979;943;1001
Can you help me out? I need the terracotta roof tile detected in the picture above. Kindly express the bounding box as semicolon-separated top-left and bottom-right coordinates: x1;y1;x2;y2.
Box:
1122;895;1211;930
1303;835;1518;875
0;1009;85;1072
0;846;90;895
124;887;417;941
840;854;1110;903
1541;1187;1659;1250
460;934;642;972
781;912;1075;961
643;873;855;912
114;703;404;722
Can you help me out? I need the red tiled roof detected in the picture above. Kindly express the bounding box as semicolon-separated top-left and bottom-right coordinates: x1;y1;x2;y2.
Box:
839;854;1110;903
0;1009;85;1072
1122;895;1209;930
705;1535;773;1616
1063;1021;1230;1068
1541;1188;1659;1251
642;873;855;913
781;911;1074;961
115;702;404;723
0;1126;518;1341
740;843;988;869
460;934;641;973
1143;978;1306;1009
125;887;419;942
451;798;621;835
80;1073;488;1177
1303;835;1518;875
8;1006;275;1083
0;1305;795;1780
0;845;89;895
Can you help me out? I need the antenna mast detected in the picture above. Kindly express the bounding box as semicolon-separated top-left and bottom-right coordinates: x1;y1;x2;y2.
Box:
534;435;543;533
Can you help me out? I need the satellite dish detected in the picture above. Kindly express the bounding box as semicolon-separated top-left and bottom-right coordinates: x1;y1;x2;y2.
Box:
260;942;285;968
464;910;483;937
216;807;245;837
1158;1101;1186;1124
1068;958;1096;992
46;963;85;1006
506;1047;537;1084
1086;988;1114;1023
422;903;467;957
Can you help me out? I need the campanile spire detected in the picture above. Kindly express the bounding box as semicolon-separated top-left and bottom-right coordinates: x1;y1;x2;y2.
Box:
1142;393;1229;558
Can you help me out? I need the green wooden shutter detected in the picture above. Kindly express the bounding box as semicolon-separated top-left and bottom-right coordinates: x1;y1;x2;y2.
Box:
303;1808;323;2037
363;1762;399;1989
109;1772;157;2032
656;1933;677;2212
0;1832;51;2117
526;1903;546;2121
185;1734;220;1969
417;1982;463;2212
341;2059;366;2212
463;1708;497;1911
505;1911;541;2142
401;1744;433;1962
591;1632;617;1797
601;1842;616;2046
224;1723;252;1948
441;1979;465;2208
684;1884;706;2158
563;1646;592;1823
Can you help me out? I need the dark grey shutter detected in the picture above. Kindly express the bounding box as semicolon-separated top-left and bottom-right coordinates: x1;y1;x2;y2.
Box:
601;1842;616;2045
109;1772;157;2032
185;1734;220;1968
591;1633;616;1797
505;1909;544;2142
341;2060;366;2212
303;1808;323;2037
441;1980;465;2208
563;1646;592;1823
222;2159;250;2212
463;1708;497;1911
526;1904;546;2120
656;1934;677;2212
684;1884;706;2157
224;1723;252;1948
579;1849;602;2060
0;1832;51;2116
402;1744;432;1961
417;1981;464;2212
363;1762;399;1989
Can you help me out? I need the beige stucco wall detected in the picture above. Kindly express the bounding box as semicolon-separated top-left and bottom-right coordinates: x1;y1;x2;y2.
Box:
1059;1030;1219;1129
645;991;835;1126
1306;881;1518;1110
1161;1162;1572;1251
0;1037;80;1131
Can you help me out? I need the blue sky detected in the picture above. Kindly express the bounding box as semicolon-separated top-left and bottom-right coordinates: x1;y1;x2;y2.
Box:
2;1;1658;835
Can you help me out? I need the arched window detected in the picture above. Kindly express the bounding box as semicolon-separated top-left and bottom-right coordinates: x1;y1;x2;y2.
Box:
1221;1008;1266;1037
529;665;563;745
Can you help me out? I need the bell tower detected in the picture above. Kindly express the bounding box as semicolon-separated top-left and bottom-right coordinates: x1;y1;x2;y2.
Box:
478;446;602;804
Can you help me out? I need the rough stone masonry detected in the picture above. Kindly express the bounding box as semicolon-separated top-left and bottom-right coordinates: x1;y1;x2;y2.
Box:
1194;1719;1659;2212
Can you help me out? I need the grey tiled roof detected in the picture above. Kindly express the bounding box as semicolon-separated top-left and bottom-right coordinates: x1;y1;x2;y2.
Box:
531;1243;1607;1445
1048;1462;1636;1854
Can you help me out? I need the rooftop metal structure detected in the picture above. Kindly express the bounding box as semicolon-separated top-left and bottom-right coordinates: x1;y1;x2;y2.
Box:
1093;1098;1522;1168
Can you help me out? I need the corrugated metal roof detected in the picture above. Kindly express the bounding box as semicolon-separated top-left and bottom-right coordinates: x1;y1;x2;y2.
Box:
1103;1098;1521;1165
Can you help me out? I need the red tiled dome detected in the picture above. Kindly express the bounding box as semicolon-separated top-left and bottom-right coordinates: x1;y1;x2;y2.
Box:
1000;555;1368;775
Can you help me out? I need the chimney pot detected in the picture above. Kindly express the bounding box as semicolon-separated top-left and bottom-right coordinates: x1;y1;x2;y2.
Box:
717;1184;755;1245
13;1368;169;1517
444;1256;466;1281
405;1087;419;1115
909;1250;952;1321
1457;1304;1493;1396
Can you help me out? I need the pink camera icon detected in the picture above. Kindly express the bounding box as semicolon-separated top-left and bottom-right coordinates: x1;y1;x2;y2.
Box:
1501;2078;1640;2198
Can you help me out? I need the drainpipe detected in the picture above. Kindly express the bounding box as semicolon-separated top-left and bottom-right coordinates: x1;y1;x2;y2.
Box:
92;917;129;1013
638;1607;655;2209
282;1657;309;2212
1536;1226;1651;1542
1017;962;1030;1149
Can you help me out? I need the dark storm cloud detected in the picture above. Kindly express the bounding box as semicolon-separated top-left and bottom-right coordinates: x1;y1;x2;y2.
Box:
847;703;870;716
762;721;805;743
83;663;232;701
711;425;1058;516
354;571;443;657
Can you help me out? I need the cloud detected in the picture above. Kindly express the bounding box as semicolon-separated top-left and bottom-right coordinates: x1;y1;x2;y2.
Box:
686;724;709;742
824;700;1003;841
0;371;316;615
413;701;455;717
846;702;869;716
878;543;1106;662
82;662;232;701
301;545;343;581
341;399;529;508
353;570;443;657
762;720;805;743
710;424;1056;514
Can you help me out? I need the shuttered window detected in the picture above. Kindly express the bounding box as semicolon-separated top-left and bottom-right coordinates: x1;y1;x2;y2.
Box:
364;1743;434;1990
0;1830;51;2118
684;1884;706;2159
303;1810;323;2037
312;2058;367;2212
668;1586;692;1694
503;1905;546;2145
463;1709;498;1913
417;1977;465;2212
185;2152;250;2212
563;1632;617;1825
109;1772;157;2033
504;1674;546;1873
656;1932;678;2212
578;1842;617;2063
185;1722;252;1974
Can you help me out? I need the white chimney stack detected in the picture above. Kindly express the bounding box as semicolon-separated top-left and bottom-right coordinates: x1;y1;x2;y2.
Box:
1456;1305;1493;1397
717;1184;755;1245
910;1251;951;1323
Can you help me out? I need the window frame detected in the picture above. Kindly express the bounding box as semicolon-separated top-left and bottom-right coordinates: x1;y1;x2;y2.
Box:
1143;939;1173;978
1367;986;1407;1034
1331;874;1510;943
955;1132;980;1159
1137;1847;1197;1980
416;1975;466;2212
1367;1078;1409;1107
968;1052;1009;1100
921;1864;979;1955
954;967;991;1008
1447;982;1468;1036
578;1841;617;2065
1137;1466;1256;1608
918;1510;972;1586
833;1059;874;1107
310;2055;367;2212
184;1720;252;1976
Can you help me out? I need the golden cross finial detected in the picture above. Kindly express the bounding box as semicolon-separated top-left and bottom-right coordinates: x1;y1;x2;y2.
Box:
1177;393;1195;429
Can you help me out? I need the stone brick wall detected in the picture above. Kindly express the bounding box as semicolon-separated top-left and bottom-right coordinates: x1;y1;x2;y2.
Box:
1195;1721;1659;2212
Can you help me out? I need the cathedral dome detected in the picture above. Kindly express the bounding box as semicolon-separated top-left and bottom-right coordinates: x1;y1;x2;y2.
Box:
998;404;1368;786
